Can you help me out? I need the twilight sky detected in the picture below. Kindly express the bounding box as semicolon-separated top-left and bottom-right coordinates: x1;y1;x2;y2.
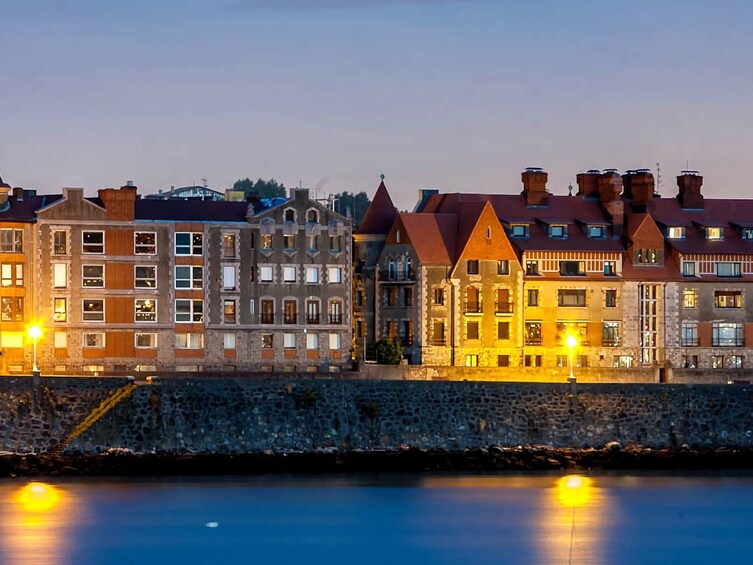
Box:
2;0;753;211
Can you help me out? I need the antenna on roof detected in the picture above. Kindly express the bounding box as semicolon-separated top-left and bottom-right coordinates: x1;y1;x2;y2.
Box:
380;172;385;182
568;183;573;196
656;162;661;193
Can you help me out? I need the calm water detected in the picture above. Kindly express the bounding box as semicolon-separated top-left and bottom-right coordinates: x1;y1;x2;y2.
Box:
1;473;753;565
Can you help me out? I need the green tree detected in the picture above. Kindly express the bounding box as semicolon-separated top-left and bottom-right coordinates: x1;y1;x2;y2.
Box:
233;178;286;199
333;191;371;227
375;337;403;365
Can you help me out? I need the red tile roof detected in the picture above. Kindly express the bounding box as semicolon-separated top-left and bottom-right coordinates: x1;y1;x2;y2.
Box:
358;181;397;235
394;213;457;265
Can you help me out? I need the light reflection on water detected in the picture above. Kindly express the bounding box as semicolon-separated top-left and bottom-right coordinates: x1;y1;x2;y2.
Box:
1;474;753;564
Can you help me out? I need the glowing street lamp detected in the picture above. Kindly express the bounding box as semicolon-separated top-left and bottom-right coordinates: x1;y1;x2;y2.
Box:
28;325;42;376
565;334;578;382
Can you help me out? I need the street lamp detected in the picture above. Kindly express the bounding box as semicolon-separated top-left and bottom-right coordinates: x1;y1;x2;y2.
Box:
28;324;42;377
565;334;578;383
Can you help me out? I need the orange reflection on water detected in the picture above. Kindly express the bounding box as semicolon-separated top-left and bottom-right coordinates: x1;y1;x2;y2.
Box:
1;482;82;565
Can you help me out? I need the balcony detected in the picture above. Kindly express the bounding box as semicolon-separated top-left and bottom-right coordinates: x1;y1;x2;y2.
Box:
681;338;699;347
306;315;320;325
495;302;513;315
464;303;483;315
283;314;298;325
432;338;447;346
525;338;542;346
261;314;275;324
379;269;415;282
329;314;343;325
602;338;620;347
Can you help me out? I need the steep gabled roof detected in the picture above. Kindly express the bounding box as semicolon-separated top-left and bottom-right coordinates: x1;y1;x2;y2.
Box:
388;213;457;265
358;181;397;235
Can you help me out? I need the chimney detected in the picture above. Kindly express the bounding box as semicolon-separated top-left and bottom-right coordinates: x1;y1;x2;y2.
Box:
598;171;624;237
521;167;549;206
623;169;656;209
576;170;601;198
98;185;137;221
677;170;704;209
12;186;24;201
414;188;439;213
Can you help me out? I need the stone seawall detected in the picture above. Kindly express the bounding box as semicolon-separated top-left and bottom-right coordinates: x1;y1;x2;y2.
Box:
71;379;753;453
2;378;753;455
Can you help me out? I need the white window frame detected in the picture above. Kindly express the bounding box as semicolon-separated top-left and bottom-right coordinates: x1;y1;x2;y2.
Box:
175;232;203;255
329;333;341;350
222;265;237;290
82;264;104;287
260;266;274;283
134;299;157;322
175;333;204;349
327;267;342;284
134;265;157;289
175;266;203;289
283;266;297;283
283;333;296;349
175;299;203;323
82;299;104;322
306;332;319;350
52;229;68;255
82;231;104;254
135;333;158;348
53;263;68;289
134;231;157;254
83;332;105;348
305;266;319;284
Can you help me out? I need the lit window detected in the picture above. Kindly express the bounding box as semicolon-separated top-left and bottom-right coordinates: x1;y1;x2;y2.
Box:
134;266;156;288
283;333;296;349
176;333;203;349
134;232;156;254
636;249;661;265
306;333;319;350
54;331;67;348
667;227;685;239
222;233;236;258
329;333;341;350
683;289;698;308
83;333;105;348
261;234;273;250
175;266;203;289
0;297;23;322
223;332;236;350
53;230;68;255
706;227;723;240
525;322;542;346
261;299;275;324
223;300;237;324
54;298;67;322
135;299;157;322
613;355;633;368
82;299;104;322
603;322;620;346
465;354;479;367
175;299;203;323
82;265;104;287
51;263;67;288
135;333;157;348
714;291;742;308
0;229;23;253
82;231;104;254
328;267;342;283
262;334;274;349
175;232;203;255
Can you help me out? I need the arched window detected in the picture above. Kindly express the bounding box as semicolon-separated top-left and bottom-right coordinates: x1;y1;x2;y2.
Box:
397;258;404;279
388;258;395;280
405;257;413;279
396;229;401;243
284;209;296;223
307;209;318;223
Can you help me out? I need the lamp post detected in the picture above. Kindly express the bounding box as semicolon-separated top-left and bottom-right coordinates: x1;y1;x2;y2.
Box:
28;325;42;378
565;335;578;383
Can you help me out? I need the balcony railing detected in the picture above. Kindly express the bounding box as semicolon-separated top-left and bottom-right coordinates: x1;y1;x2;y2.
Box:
495;302;513;314
465;303;482;314
432;338;447;346
525;338;542;346
602;338;620;347
399;336;414;346
681;338;699;347
329;314;343;325
261;314;275;324
306;315;320;325
379;269;415;282
283;314;298;324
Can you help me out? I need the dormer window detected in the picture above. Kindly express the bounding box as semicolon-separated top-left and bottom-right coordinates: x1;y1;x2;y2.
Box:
284;209;296;223
510;224;528;238
635;248;662;265
706;227;723;240
396;229;401;244
549;224;567;238
743;228;753;240
667;227;685;239
587;225;605;238
307;209;318;223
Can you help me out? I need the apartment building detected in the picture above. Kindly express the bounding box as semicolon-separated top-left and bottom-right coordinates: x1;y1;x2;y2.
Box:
0;178;351;375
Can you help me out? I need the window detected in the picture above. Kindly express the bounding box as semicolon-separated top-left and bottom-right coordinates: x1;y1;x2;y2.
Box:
527;289;539;307
682;261;696;277
329;235;341;253
467;260;479;275
328;267;342;283
83;299;104;322
329;301;343;324
465;286;481;314
283;266;297;283
82;265;104;287
402;287;413;307
465;354;479;367
283;299;297;324
635;248;660;265
549;225;567;238
223;332;236;350
83;333;105;348
175;232;203;255
433;287;445;305
135;333;157;348
432;321;446;345
135;299;156;322
605;289;617;308
667;227;686;239
524;355;542;367
497;321;509;340
222;234;236;258
175;299;203;323
222;266;237;290
556;322;589;346
307;209;319;223
305;266;319;284
486;226;492;239
730;355;744;369
613;355;633;368
496;288;511;313
682;289;698;308
284;235;296;250
525;322;542;346
712;355;725;369
260;266;274;282
558;289;586;307
682;355;699;369
743;228;753;240
588;225;605;238
603;322;620;346
249;299;255;316
383;287;397;307
329;333;341;350
712;322;744;346
466;321;479;340
224;300;236;324
306;235;318;252
717;262;741;278
706;227;723;240
53;230;67;255
134;232;156;254
525;260;539;275
681;321;699;347
54;331;67;349
497;355;510;367
560;261;585;276
261;234;273;250
134;266;156;288
285;209;296;223
0;229;23;253
0;297;23;321
604;261;616;276
283;333;296;349
82;231;104;254
176;333;204;349
497;260;509;275
306;299;320;324
576;355;588;368
51;263;67;289
54;298;67;322
261;299;275;324
306;333;319;350
714;291;742;308
511;224;528;238
175;266;203;289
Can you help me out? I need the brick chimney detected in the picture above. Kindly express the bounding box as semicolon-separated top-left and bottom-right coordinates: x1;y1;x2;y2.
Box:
521;167;549;206
677;170;704;209
598;171;624;237
576;170;601;198
623;169;656;210
98;185;137;221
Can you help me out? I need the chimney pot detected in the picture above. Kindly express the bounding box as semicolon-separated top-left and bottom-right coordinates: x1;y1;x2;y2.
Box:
521;167;549;206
